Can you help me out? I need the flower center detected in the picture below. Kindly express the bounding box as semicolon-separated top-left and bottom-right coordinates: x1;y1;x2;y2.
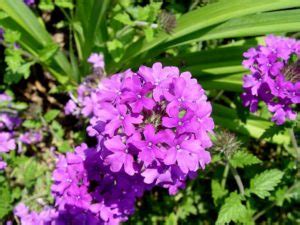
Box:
137;94;142;99
282;59;300;83
176;145;181;150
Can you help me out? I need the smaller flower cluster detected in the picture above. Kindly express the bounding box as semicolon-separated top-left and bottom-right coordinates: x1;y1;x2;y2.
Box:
0;93;42;170
15;144;149;225
14;203;57;225
242;35;300;125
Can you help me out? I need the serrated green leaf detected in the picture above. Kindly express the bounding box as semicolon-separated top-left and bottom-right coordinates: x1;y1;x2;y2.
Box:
230;151;261;168
3;29;20;43
216;192;248;224
17;62;34;79
248;169;284;199
211;180;228;206
44;109;60;123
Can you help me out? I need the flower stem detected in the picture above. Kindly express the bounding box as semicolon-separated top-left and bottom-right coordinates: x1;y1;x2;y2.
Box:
221;163;229;189
289;128;300;162
229;163;245;195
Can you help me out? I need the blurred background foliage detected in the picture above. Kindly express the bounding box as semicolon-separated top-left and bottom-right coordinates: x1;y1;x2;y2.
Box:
0;0;299;224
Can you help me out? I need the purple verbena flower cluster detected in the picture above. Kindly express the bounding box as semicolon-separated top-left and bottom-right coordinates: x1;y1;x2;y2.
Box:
242;35;300;125
15;62;213;225
66;62;214;194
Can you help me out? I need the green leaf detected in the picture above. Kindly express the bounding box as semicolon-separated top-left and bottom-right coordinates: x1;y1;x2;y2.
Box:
107;39;124;63
22;120;42;129
248;169;284;199
38;43;60;63
0;184;11;218
115;0;300;71
44;109;60;123
213;104;291;144
39;0;55;11
230;151;261;168
216;192;248;224
186;9;300;45
75;0;111;74
114;13;133;25
57;141;71;153
165;213;177;225
55;0;74;9
211;179;228;205
144;27;154;42
51;120;64;140
0;0;73;84
4;70;23;84
3;29;20;43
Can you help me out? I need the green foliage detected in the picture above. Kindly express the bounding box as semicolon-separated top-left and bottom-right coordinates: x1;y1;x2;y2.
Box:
216;192;248;224
44;109;60;123
230;150;261;168
0;0;299;224
0;181;12;218
211;179;228;205
247;169;284;199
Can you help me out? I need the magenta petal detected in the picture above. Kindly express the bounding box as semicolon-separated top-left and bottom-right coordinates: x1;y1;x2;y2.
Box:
141;168;158;184
164;147;177;165
105;152;125;172
104;136;125;152
142;97;155;110
124;154;135;175
143;124;155;141
162;117;178;128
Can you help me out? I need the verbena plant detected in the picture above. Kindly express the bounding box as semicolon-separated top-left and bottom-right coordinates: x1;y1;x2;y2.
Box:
0;0;299;224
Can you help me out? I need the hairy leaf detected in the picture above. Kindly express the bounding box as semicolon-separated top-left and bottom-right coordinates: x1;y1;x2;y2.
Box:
211;179;228;205
216;192;248;224
230;151;261;168
248;169;284;199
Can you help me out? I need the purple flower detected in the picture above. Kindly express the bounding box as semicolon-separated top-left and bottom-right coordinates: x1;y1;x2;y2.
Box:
122;75;155;113
162;105;194;135
0;157;7;170
19;131;42;145
104;135;136;175
88;53;105;70
64;99;78;115
0;93;11;101
24;0;35;6
0;28;4;41
242;35;300;125
0;132;16;153
134;124;166;166
62;62;214;204
103;104;143;137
